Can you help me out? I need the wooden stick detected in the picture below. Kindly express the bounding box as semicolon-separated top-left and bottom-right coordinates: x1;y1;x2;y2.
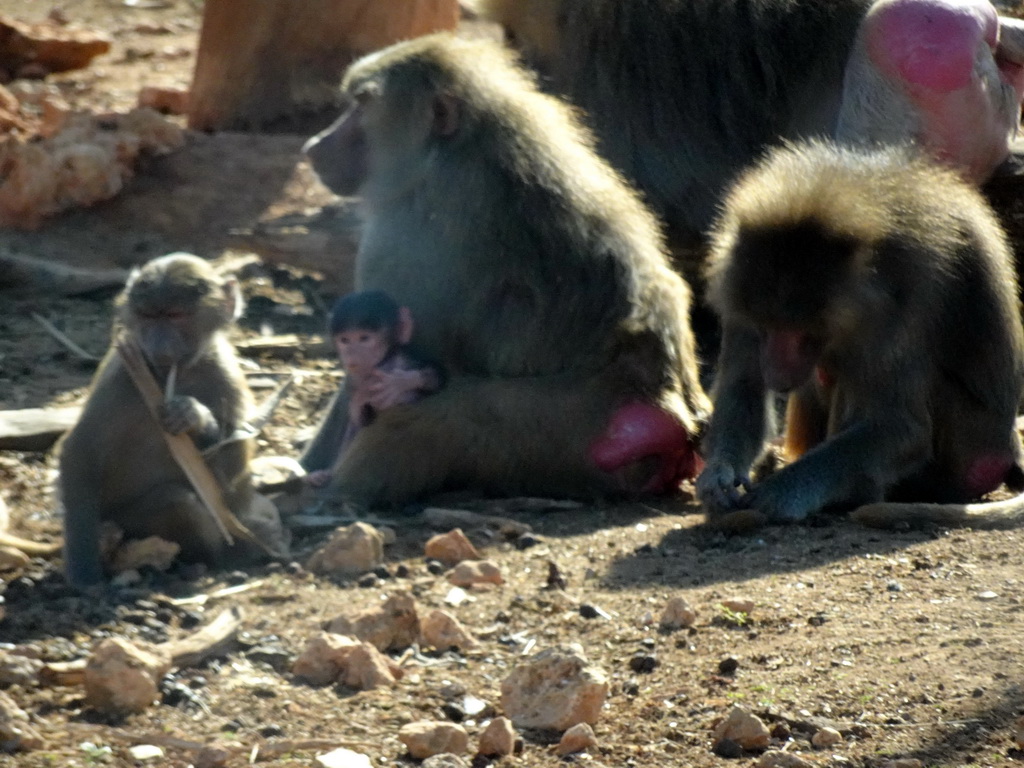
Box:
116;338;235;546
168;606;242;668
32;313;100;362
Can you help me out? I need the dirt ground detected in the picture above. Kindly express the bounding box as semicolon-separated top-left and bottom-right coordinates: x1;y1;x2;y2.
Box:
5;2;1024;767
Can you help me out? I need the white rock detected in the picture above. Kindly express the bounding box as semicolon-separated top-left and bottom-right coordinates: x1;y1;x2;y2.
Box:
316;747;373;768
323;592;419;652
424;528;480;566
306;522;384;575
128;744;164;761
659;597;697;630
477;716;516;757
557;723;597;756
398;721;469;759
712;706;770;751
420;610;477;650
84;637;171;714
500;646;609;730
812;726;843;748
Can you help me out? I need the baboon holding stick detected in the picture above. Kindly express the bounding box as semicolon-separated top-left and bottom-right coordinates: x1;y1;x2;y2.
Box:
59;253;270;587
697;140;1024;526
301;34;709;505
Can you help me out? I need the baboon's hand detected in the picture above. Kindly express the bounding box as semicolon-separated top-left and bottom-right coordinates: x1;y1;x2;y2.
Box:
159;395;217;438
695;462;751;514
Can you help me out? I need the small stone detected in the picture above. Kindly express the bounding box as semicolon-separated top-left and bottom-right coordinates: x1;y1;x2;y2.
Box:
718;656;740;675
713;738;744;759
427;559;446;575
84;637;171;714
111;536;180;574
721;598;755;615
420;610;477;650
556;723;597;756
477;716;516;757
0;690;43;752
712;706;770;751
659;597;697;630
128;745;164;761
395;564;411;578
448;560;503;588
323;592;420;652
579;604;600;619
425;528;481;566
194;743;232;768
357;573;379;588
757;750;815;768
500;646;609;730
138;85;189;115
292;632;401;690
398;721;469;759
811;726;843;748
315;747;373;768
306;522;385;576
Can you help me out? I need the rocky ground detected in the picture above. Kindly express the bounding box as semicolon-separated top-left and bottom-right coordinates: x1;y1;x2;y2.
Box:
3;2;1024;767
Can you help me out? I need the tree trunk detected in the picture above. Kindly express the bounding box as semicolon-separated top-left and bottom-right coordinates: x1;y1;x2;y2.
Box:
188;0;460;131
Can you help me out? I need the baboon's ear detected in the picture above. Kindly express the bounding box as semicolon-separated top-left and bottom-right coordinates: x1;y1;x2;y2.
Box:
432;93;461;137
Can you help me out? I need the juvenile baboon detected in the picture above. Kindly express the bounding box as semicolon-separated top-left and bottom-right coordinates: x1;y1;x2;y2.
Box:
697;140;1024;524
472;0;1024;243
59;254;266;587
301;34;709;505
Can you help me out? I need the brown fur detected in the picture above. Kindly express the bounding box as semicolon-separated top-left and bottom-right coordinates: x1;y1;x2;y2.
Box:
698;140;1024;525
58;254;258;587
301;34;708;505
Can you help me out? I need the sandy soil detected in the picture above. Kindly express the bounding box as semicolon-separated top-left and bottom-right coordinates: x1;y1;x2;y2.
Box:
3;2;1024;767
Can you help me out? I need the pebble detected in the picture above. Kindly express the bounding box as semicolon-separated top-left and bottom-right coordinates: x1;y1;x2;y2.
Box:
514;533;541;550
557;723;597;756
420;609;477;650
315;747;373;768
500;646;609;730
812;726;843;748
398;721;469;759
128;745;164;761
712;706;770;751
713;738;744;758
425;528;481;566
477;716;516;757
427;559;447;575
718;656;740;675
448;560;503;588
84;637;171;714
721;597;755;615
659;596;697;630
306;523;385;576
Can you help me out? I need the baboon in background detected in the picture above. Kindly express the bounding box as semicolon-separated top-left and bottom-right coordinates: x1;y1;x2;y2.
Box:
472;0;1024;246
59;254;268;588
301;33;709;506
697;140;1024;526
